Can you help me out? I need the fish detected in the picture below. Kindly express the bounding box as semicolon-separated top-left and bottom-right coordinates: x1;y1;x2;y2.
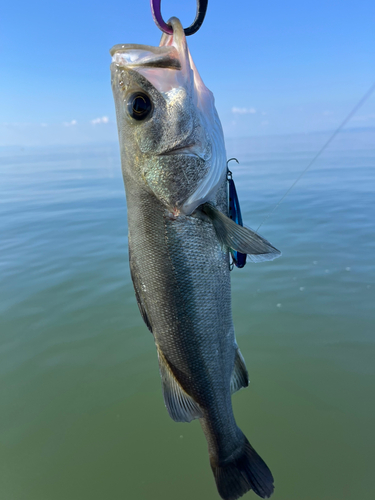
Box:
110;17;281;500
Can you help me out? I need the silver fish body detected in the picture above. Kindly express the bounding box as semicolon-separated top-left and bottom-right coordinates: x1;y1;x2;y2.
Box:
110;18;279;500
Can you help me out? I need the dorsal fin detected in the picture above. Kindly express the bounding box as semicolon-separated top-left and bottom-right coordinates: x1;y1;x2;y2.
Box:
157;347;203;422
129;249;153;333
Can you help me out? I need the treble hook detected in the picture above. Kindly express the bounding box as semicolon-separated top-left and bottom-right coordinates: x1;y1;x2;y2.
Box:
150;0;209;36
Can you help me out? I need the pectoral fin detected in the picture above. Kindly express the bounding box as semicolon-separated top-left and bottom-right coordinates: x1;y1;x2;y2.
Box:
230;347;249;394
202;203;281;262
157;347;203;422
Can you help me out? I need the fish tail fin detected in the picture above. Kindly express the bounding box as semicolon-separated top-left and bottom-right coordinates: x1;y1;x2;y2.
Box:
210;431;274;500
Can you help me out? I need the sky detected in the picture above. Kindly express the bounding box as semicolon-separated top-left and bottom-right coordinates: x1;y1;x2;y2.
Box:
1;0;374;146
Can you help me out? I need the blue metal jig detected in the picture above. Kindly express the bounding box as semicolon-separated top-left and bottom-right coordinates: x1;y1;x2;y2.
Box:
227;159;247;269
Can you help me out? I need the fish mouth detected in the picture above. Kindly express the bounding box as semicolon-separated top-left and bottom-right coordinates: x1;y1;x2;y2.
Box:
110;43;182;93
110;44;181;71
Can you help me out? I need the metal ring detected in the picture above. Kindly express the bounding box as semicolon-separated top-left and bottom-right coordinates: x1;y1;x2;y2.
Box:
150;0;208;36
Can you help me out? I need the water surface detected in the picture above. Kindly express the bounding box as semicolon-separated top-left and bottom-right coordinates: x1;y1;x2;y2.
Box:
1;130;374;500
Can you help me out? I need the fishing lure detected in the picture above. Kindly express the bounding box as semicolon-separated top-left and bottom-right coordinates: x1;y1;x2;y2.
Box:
227;159;247;269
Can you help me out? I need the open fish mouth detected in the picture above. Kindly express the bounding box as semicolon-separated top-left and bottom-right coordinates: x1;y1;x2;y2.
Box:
110;43;184;95
110;44;181;71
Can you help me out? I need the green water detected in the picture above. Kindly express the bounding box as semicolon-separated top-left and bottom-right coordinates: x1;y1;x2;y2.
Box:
1;130;374;500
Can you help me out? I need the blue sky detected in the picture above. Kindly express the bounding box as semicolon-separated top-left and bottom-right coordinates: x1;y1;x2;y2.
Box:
1;0;374;146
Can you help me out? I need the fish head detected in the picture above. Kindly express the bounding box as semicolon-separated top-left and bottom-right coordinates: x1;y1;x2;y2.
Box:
110;17;226;215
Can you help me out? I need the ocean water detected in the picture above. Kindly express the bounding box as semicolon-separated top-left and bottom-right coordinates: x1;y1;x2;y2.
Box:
1;129;374;500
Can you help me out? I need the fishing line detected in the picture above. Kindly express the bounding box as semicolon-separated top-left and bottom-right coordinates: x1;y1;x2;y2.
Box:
256;80;375;232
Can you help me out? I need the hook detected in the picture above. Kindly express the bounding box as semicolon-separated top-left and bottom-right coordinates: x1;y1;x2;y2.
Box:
150;0;209;36
226;157;239;180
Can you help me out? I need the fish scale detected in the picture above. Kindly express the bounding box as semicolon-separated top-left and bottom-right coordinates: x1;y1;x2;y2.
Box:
127;177;237;437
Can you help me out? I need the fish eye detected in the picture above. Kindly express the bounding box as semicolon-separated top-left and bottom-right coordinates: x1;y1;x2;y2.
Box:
127;92;153;121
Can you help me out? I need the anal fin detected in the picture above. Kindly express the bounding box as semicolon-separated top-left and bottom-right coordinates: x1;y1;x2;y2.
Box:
231;347;249;394
157;347;203;423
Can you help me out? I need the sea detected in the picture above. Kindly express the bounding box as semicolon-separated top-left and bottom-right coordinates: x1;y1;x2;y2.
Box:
1;128;374;500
